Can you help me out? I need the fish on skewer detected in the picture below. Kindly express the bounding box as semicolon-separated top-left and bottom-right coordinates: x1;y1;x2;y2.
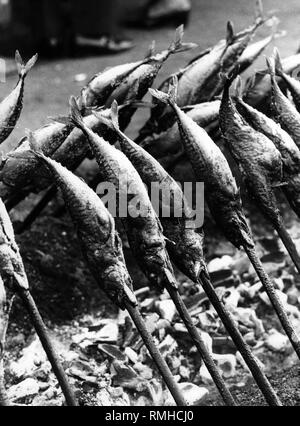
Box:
58;97;237;406
82;26;196;131
237;22;284;74
140;100;221;160
0;198;77;406
218;72;300;360
273;48;300;113
27;135;187;406
0;51;38;145
267;54;300;149
150;77;299;403
137;6;269;144
0;276;10;406
243;51;300;112
104;25;197;130
234;76;300;220
94;100;294;407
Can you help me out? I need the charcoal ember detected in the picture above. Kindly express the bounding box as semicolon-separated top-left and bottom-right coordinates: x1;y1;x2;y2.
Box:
222;288;241;308
258;236;282;253
8;378;40;403
213;354;237;379
124;347;139;364
111;361;148;392
96;388;130;406
165;383;209;406
133;362;153;380
158;335;178;356
208;256;233;273
72;322;119;349
98;344;127;362
287;287;300;306
179;365;190;380
10;336;48;379
265;330;290;353
199;364;214;385
198;311;220;334
259;289;288;307
212;337;236;354
156;299;177;323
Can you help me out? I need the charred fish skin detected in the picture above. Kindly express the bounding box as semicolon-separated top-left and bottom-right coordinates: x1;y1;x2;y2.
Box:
220;74;283;229
243;52;300;113
0;199;29;291
102;102;206;282
274;48;300;112
0;52;38;145
140;101;221;160
105;26;197;130
234;79;300;219
150;82;254;251
0;104;111;203
267;55;300;149
81;60;145;109
27;133;136;309
68;98;177;293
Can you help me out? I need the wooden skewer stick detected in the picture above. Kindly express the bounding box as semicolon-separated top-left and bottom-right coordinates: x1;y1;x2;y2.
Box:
166;284;237;406
244;244;300;360
0;278;10;407
275;222;300;275
17;288;78;406
198;272;282;406
125;301;187;406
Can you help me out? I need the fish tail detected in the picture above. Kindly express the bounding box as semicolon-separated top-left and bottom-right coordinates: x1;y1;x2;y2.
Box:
221;67;240;94
266;56;276;79
110;100;121;132
255;0;264;24
234;76;244;99
69;96;86;132
274;48;284;76
168;25;198;54
26;129;47;162
15;51;38;79
93;100;123;139
226;21;235;46
149;75;178;107
145;40;156;59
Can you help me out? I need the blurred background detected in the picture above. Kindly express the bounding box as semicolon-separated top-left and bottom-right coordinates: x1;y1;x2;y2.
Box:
1;0;300;154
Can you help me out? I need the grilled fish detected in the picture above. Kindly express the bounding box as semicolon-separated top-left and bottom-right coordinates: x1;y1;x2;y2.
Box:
0;51;38;145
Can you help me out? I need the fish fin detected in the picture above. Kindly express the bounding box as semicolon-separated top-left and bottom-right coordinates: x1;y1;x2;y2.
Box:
145;40;156;59
274;47;284;76
255;0;264;24
15;51;38;79
126;77;141;102
110;100;121;132
69;96;86;131
26;129;46;161
220;67;240;92
244;74;257;92
266;56;276;78
92;110;113;130
49;115;71;126
234;76;244;99
149;75;178;106
226;21;235;46
168;25;198;54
